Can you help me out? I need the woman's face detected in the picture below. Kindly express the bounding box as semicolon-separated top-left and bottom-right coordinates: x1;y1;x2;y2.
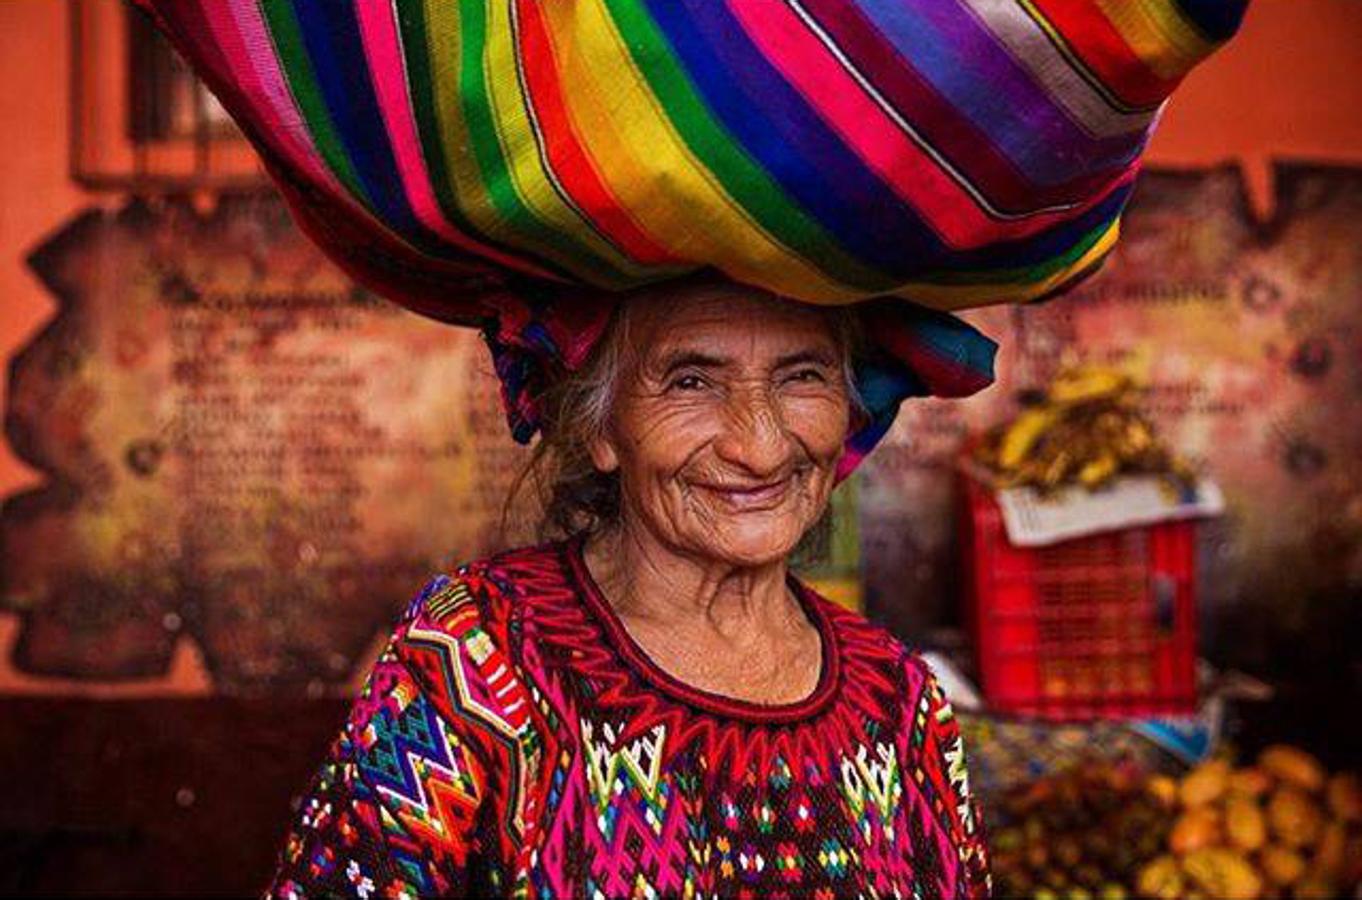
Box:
590;288;852;567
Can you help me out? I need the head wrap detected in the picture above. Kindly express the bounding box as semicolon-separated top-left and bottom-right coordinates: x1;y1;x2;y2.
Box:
132;0;1248;476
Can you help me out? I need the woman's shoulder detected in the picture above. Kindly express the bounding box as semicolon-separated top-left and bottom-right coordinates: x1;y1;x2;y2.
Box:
394;538;573;641
369;540;573;736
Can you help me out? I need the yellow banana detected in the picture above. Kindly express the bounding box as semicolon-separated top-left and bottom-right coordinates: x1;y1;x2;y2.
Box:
1047;366;1135;406
998;406;1060;469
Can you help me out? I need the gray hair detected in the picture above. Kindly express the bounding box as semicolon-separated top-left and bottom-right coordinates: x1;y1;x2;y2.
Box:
503;288;868;558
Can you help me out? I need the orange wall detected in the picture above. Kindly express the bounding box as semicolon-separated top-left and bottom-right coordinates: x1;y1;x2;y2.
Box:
1;2;86;503
1146;0;1362;217
3;0;1362;504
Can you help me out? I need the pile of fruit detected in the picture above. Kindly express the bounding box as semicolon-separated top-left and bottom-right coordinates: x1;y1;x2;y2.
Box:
989;759;1167;899
1136;745;1362;899
988;747;1362;899
972;363;1196;496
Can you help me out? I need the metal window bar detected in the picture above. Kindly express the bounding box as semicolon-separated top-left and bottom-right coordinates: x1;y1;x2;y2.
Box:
70;0;265;192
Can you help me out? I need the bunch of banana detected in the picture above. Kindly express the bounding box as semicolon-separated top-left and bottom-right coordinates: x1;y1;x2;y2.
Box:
974;364;1197;497
1137;745;1362;899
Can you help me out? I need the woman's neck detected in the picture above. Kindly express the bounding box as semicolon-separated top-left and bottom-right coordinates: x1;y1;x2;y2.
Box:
579;520;824;706
582;521;799;638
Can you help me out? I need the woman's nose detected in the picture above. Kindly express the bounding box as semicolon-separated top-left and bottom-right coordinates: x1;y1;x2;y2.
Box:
712;387;792;475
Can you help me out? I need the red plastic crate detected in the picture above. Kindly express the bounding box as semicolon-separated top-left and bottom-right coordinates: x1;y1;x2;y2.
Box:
959;472;1199;720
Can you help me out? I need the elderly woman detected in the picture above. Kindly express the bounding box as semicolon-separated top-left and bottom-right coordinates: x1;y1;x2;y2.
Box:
133;0;1249;896
266;278;990;898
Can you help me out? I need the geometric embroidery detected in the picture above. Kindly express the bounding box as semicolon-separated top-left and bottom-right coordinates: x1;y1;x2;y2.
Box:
358;693;482;853
839;741;903;842
943;733;976;837
581;719;669;841
266;542;991;898
922;674;979;839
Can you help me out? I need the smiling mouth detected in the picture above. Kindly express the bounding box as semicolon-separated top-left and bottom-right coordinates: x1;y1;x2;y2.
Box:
695;477;794;511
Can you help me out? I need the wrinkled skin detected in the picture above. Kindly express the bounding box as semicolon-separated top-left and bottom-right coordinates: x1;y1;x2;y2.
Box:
582;286;852;705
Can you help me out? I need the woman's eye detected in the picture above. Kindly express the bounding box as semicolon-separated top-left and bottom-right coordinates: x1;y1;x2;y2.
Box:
786;368;827;384
668;373;707;392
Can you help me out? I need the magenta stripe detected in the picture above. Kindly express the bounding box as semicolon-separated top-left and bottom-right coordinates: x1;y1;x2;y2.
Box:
794;0;1131;211
958;0;1155;139
208;0;338;192
726;1;1086;247
855;0;1143;182
353;0;553;275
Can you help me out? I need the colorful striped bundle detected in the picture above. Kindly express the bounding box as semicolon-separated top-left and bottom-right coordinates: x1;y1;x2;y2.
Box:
134;0;1248;471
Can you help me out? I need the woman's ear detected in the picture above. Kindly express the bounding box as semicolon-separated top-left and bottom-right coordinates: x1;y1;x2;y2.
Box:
587;431;620;474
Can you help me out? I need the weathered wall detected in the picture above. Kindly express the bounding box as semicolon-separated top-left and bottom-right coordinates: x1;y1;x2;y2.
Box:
3;1;1361;694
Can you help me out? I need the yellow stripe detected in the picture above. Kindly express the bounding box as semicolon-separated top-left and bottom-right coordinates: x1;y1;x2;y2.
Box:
481;0;659;282
423;0;609;281
423;1;515;251
1097;0;1216;81
892;220;1121;311
540;0;862;302
425;580;472;622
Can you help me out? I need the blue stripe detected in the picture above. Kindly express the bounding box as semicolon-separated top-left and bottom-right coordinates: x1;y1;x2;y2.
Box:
646;0;948;277
858;0;1142;185
909;306;999;377
287;0;452;260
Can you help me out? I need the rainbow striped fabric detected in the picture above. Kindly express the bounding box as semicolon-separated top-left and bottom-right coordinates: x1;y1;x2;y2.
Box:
134;0;1248;472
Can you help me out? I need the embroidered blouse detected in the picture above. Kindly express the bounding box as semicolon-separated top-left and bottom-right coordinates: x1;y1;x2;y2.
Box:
267;536;991;899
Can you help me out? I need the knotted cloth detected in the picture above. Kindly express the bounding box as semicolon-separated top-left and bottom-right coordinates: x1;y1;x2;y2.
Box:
131;0;1248;476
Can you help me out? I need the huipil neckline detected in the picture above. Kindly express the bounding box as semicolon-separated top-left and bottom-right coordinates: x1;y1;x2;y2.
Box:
563;533;842;724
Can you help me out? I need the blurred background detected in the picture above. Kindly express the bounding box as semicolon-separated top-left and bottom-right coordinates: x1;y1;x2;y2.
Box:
1;1;1360;896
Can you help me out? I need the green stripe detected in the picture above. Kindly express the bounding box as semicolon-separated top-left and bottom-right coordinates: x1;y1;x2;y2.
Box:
457;0;636;286
602;0;893;294
259;0;366;202
420;0;527;259
396;1;561;277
